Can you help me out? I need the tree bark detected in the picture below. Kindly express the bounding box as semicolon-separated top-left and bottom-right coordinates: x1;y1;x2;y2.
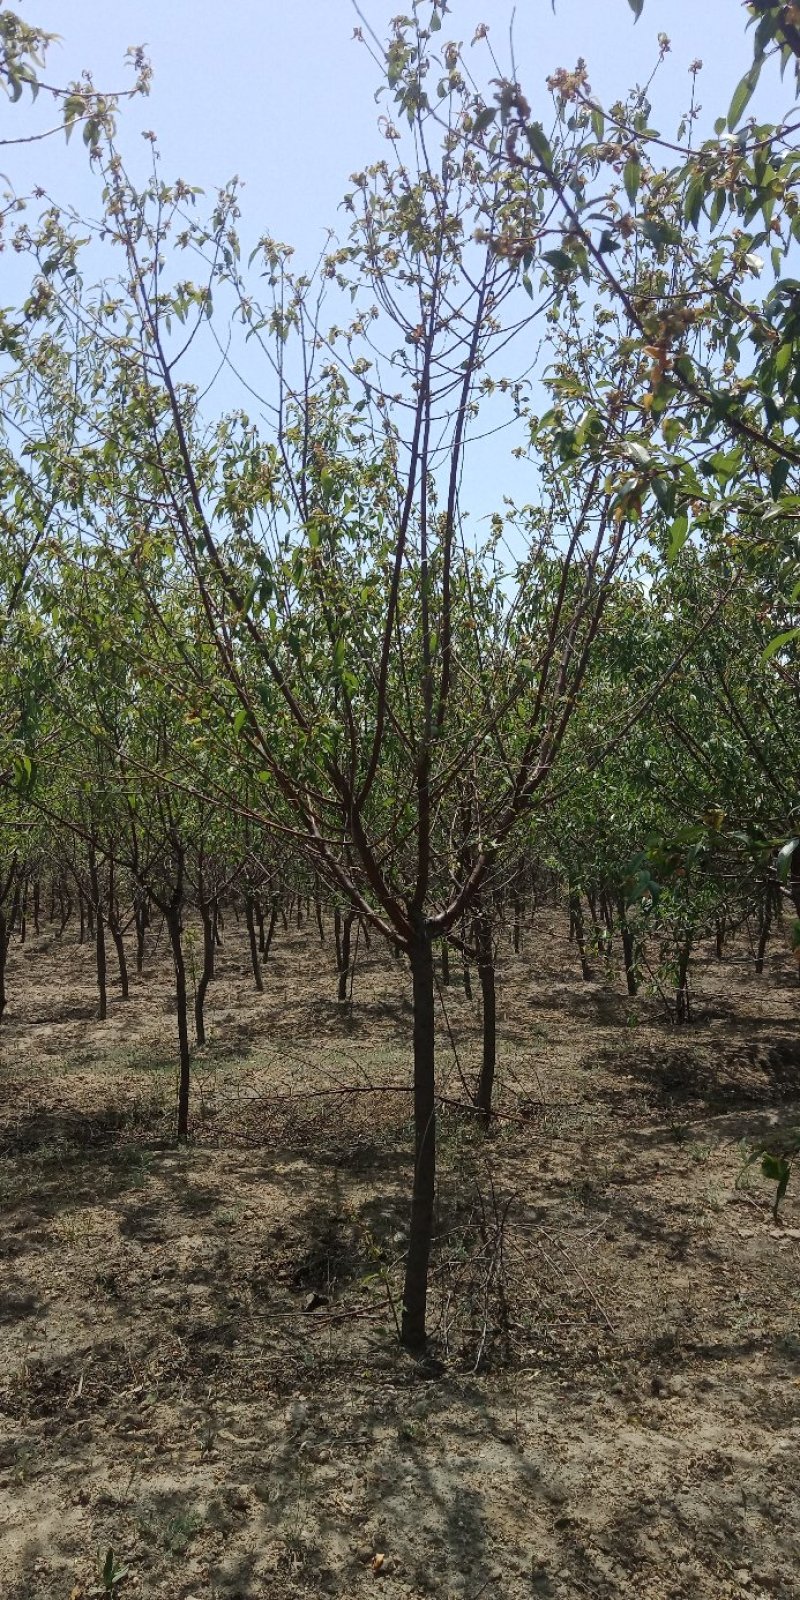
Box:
512;862;524;953
134;892;148;975
88;851;107;1021
336;908;354;1007
616;894;637;996
195;899;215;1044
568;888;593;981
166;906;191;1139
57;883;71;935
263;898;279;960
675;936;693;1024
9;879;21;939
461;917;472;999
473;908;497;1122
755;890;773;975
0;909;7;1022
245;894;264;992
401;919;436;1348
440;936;450;986
108;912;129;999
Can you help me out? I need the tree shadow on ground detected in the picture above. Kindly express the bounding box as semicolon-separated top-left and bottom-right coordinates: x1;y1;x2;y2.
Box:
0;1099;170;1162
594;1035;800;1115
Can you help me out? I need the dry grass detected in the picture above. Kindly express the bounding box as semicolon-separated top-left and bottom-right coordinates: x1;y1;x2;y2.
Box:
1;908;799;1599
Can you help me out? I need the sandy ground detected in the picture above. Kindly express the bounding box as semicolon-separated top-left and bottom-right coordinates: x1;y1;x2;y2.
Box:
0;905;798;1600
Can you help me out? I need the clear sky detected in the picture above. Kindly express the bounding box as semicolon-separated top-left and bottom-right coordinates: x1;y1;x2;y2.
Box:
5;1;775;262
2;1;789;535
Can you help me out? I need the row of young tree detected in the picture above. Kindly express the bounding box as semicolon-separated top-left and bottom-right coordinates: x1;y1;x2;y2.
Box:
0;1;798;1344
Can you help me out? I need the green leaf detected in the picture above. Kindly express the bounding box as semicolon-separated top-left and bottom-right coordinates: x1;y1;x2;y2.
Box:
770;457;790;499
776;838;799;885
667;512;689;564
623;158;641;206
761;1152;789;1182
683;177;705;230
472;106;497;137
728;65;760;131
760;1151;792;1219
542;248;574;274
233;707;249;736
762;627;799;662
627;0;644;17
591;105;604;142
625;441;652;468
710;189;726;228
526;122;554;166
708;447;743;487
651;476;673;514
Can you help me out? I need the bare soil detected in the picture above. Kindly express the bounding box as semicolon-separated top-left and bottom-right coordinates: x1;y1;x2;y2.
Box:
1;908;799;1600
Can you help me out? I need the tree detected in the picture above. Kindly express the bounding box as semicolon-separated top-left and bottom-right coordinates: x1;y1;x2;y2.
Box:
1;3;659;1345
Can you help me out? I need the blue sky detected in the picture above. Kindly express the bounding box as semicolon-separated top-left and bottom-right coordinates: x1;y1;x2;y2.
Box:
6;1;772;260
2;1;788;539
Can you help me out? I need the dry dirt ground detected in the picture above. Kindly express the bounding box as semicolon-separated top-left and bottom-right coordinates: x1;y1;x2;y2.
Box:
1;907;799;1600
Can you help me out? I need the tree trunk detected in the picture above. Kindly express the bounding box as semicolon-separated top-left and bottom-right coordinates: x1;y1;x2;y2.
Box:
108;912;129;999
616;895;637;996
755;892;772;975
461;918;472;1000
512;894;522;954
195;900;215;1045
336;909;354;1007
315;894;325;944
440;936;450;986
88;853;107;1021
9;879;21;938
474;909;497;1122
621;922;637;995
675;936;693;1024
57;884;70;935
0;908;7;1022
245;894;264;992
166;906;191;1139
33;880;40;935
568;888;593;981
401;920;436;1348
134;897;147;975
788;844;800;919
263;898;279;960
